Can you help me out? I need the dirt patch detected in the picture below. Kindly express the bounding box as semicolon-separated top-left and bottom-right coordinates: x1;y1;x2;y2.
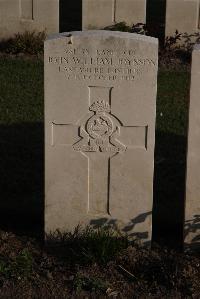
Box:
0;230;199;298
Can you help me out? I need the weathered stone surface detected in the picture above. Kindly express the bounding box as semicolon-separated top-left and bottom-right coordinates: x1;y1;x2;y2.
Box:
82;0;114;30
185;44;200;251
115;0;146;25
45;31;158;244
0;0;59;38
82;0;146;29
165;0;200;38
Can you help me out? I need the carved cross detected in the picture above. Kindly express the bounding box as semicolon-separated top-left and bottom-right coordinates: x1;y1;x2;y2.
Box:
52;86;147;215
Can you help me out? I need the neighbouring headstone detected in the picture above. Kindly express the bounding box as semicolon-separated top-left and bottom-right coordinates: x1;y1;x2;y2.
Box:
45;31;158;244
0;0;59;39
82;0;146;30
165;0;200;39
185;44;200;251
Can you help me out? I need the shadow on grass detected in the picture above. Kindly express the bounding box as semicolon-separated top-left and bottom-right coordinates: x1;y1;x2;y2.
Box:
0;122;44;239
153;130;187;249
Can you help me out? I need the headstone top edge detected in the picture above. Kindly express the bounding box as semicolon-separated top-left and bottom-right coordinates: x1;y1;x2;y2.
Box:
45;30;158;45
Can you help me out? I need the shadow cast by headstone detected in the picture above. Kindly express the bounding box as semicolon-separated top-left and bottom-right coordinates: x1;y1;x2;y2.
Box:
0;122;44;239
46;213;152;266
59;0;82;33
90;211;152;246
146;0;166;44
184;215;200;251
153;130;187;249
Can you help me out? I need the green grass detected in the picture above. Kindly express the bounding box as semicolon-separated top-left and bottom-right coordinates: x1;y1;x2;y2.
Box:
0;57;190;246
46;226;129;265
0;248;33;278
0;57;43;124
73;273;109;294
157;70;190;136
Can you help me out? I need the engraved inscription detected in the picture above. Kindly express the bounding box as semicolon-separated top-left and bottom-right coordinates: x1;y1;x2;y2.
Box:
48;47;156;81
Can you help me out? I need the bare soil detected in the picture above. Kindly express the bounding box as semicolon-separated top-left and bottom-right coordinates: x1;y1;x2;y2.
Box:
0;230;199;298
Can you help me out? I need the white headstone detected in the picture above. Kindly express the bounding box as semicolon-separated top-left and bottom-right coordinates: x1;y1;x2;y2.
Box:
82;0;146;30
185;44;200;251
45;31;158;244
165;0;200;39
0;0;59;39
